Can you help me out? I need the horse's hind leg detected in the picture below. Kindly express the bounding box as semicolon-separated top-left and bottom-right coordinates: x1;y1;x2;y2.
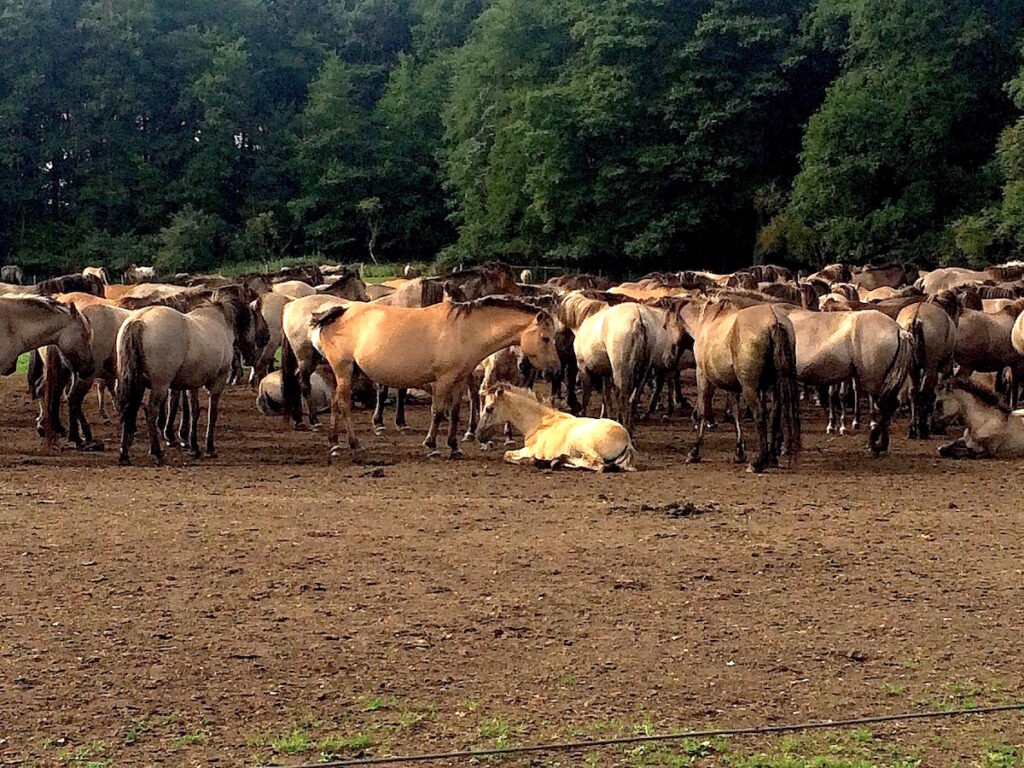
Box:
463;383;479;442
163;390;180;447
730;393;746;464
686;377;713;464
746;387;770;473
96;381;111;423
186;390;201;458
643;372;666;420
395;388;408;431
204;390;222;458
144;390;168;466
826;385;838;434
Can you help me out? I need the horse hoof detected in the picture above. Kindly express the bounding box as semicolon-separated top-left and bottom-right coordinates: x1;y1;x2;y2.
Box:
293;422;309;432
838;426;847;436
684;452;700;465
85;441;104;453
189;448;202;459
826;425;834;435
462;432;476;443
373;426;385;436
479;441;493;452
205;450;218;459
746;463;765;474
504;438;516;446
851;421;860;430
165;439;179;449
310;423;321;432
449;449;465;460
733;452;746;465
100;416;111;425
151;456;165;467
118;455;132;467
426;450;441;459
396;425;408;433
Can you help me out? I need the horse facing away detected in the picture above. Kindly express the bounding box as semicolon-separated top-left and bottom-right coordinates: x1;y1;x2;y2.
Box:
678;297;801;472
310;295;559;461
475;384;637;471
117;292;269;465
937;380;1024;458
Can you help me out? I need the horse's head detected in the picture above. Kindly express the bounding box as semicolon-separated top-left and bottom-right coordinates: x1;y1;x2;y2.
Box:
216;293;269;366
56;302;95;378
324;271;368;301
519;311;560;373
475;385;512;441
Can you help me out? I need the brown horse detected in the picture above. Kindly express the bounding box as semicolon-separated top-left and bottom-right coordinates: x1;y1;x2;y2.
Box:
678;297;801;472
311;296;559;461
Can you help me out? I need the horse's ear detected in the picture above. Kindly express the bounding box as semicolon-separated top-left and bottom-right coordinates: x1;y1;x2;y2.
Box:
535;311;546;324
495;385;506;397
67;301;80;317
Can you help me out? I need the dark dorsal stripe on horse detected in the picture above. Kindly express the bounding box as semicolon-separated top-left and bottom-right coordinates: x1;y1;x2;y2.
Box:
448;295;546;316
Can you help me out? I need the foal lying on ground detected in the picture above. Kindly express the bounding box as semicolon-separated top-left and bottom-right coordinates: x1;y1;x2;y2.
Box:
475;385;636;471
936;380;1024;458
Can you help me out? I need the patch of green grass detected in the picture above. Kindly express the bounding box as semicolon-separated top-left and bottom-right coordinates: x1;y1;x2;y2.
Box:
463;699;479;713
171;731;206;749
57;740;109;766
319;731;372;758
559;673;578;689
983;742;1024;767
361;695;386;712
479;716;512;748
881;683;903;697
15;352;29;374
123;719;151;745
271;728;313;754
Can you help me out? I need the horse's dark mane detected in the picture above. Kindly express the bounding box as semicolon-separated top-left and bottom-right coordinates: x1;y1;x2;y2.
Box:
21;295;72;315
37;273;104;297
448;294;546;316
951;379;1010;414
927;289;960;319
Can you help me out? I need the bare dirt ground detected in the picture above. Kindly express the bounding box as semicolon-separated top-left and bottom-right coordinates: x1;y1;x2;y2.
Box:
1;376;1022;767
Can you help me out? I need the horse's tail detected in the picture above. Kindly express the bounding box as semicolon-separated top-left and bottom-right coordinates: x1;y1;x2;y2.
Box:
769;319;802;463
621;307;652;401
881;328;916;409
116;319;147;437
279;329;302;424
26;348;43;398
610;439;638;472
910;313;927;390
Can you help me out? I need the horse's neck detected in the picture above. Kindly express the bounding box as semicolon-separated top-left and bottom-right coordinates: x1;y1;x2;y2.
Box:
504;393;550;436
458;308;532;357
21;307;69;349
191;304;233;337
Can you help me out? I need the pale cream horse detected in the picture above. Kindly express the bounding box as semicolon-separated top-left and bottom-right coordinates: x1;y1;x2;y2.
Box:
311;296;559;460
117;293;269;465
475;384;636;471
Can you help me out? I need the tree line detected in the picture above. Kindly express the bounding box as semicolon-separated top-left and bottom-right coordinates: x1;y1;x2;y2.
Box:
2;0;1024;277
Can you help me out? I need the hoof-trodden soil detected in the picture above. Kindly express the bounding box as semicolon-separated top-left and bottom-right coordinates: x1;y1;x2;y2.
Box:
0;377;1021;766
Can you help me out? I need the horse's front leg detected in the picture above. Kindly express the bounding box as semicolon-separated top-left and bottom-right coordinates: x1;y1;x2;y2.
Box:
184;390;201;458
730;393;746;464
826;384;838;434
445;389;464;459
851;379;861;431
372;385;388;435
423;385;450;456
68;377;99;450
463;382;479;442
204;386;224;458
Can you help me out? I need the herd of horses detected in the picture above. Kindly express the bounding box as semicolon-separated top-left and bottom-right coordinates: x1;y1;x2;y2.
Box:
5;259;1024;471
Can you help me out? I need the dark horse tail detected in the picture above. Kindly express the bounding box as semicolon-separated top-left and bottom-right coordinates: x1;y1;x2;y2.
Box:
279;329;302;425
117;319;148;438
768;319;802;464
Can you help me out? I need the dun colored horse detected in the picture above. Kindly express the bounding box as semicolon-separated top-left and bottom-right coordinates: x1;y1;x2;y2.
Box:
678;297;801;472
311;296;558;460
475;385;637;471
937;380;1024;458
117;293;269;465
0;297;94;378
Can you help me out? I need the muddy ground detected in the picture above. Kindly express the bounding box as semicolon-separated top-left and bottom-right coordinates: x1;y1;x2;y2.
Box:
0;376;1021;767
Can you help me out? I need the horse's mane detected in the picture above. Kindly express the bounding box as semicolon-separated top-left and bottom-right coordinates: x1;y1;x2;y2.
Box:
987;261;1024;281
447;294;545;317
19;295;73;315
710;288;791;306
37;273;104;297
557;290;619;327
854;261;908;273
951;379;1009;414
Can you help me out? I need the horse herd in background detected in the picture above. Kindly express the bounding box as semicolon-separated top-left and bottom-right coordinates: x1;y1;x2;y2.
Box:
3;258;1024;471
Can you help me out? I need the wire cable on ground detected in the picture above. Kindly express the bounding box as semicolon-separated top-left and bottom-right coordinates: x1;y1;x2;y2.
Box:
266;702;1024;768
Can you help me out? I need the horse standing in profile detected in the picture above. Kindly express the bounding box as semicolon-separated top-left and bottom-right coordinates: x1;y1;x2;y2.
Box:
678;297;801;473
116;292;269;465
310;295;559;461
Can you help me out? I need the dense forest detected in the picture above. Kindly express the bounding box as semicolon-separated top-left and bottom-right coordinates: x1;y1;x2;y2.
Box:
3;0;1024;276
